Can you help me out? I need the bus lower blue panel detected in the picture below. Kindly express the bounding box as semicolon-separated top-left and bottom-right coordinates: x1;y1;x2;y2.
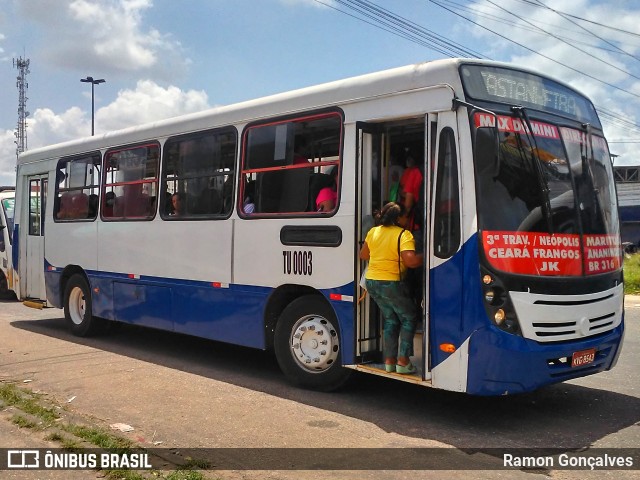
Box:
465;324;625;396
11;224;19;275
326;288;356;365
429;236;483;369
113;282;173;331
44;267;63;308
172;285;267;349
91;276;114;319
52;267;353;357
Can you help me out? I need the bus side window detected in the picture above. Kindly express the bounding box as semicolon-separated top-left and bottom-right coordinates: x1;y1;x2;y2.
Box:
241;111;342;216
103;145;158;221
433;127;460;258
161;128;236;219
55;153;101;221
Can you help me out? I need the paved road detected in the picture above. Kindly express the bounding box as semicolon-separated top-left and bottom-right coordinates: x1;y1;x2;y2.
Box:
0;296;638;479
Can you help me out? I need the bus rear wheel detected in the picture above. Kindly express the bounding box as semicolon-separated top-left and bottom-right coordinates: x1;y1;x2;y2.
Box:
63;274;104;336
274;295;350;391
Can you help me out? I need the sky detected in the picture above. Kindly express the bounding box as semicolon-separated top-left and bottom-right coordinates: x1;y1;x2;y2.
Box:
1;0;640;186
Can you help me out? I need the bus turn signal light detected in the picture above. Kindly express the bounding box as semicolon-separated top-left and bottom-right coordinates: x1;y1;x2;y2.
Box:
440;343;456;353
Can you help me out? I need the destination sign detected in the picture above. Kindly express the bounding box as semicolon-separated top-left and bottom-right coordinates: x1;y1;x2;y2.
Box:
461;64;600;126
482;231;620;276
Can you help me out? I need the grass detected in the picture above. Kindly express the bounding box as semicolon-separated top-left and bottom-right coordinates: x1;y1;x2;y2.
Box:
0;382;216;480
0;383;60;425
624;253;640;294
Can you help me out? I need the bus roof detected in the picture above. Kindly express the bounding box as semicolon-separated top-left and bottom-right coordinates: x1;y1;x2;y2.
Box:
17;58;588;165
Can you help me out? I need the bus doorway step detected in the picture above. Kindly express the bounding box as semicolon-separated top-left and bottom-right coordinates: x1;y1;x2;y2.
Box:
351;363;432;385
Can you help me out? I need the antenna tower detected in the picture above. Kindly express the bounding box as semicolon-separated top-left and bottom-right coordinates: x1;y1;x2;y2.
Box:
13;56;30;160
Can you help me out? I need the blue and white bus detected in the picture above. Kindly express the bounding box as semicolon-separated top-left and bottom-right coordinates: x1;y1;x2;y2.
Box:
13;59;624;395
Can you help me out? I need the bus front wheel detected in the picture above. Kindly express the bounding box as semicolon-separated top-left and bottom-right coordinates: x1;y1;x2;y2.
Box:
63;274;104;336
274;295;350;391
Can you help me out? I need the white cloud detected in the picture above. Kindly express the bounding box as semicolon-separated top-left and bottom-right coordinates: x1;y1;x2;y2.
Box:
17;0;189;79
97;80;209;131
0;80;209;185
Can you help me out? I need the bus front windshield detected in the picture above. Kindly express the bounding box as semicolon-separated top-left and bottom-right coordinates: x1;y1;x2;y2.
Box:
474;113;620;277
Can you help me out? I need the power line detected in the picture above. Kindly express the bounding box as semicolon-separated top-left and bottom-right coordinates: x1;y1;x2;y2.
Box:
437;0;640;58
314;0;486;58
484;0;640;82
531;0;640;63
313;0;454;56
427;0;640;101
513;0;640;40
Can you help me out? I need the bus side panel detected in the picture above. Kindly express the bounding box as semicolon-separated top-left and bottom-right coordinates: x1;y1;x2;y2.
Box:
47;221;98;273
429;236;480;369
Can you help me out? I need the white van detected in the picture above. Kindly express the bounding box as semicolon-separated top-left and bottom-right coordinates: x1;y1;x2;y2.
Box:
0;186;16;299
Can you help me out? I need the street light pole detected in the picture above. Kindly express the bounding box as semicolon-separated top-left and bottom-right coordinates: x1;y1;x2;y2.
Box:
80;76;105;136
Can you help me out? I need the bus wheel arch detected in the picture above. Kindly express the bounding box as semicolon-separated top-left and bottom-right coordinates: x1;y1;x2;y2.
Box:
60;265;87;307
273;293;351;391
263;284;317;351
62;270;104;336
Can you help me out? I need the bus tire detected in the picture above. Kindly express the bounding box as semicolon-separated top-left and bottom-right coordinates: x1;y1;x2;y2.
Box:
274;295;351;392
63;274;103;336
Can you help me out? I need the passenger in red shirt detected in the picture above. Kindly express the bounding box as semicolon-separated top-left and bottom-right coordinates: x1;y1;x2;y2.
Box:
399;154;422;231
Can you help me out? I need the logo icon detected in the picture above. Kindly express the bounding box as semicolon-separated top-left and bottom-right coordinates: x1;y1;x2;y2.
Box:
7;450;40;469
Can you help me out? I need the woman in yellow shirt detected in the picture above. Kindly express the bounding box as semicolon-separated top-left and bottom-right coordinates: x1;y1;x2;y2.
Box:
359;202;424;374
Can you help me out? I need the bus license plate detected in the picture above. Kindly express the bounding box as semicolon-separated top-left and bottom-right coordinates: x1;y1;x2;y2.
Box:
571;348;596;368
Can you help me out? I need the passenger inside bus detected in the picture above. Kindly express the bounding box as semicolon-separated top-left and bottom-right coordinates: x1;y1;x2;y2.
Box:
88;194;98;218
293;136;310;164
103;191;115;217
314;166;338;212
171;192;185;216
243;181;256;214
398;151;422;231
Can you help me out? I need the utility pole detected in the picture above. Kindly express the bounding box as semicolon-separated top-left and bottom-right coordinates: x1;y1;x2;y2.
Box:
13;57;30;161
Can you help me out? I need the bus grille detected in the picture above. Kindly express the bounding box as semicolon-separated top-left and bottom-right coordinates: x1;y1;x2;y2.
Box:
509;285;623;343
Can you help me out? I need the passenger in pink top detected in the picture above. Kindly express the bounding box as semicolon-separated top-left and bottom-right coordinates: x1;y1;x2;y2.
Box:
315;167;339;212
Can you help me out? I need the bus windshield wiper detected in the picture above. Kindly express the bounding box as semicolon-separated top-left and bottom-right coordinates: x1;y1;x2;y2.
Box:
511;106;554;234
